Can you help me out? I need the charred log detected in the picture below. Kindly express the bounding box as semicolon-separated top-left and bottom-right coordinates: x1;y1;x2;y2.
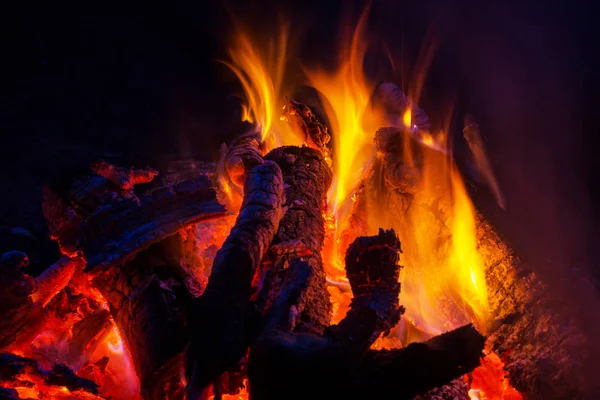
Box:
281;99;331;159
354;325;484;399
248;229;483;400
185;161;284;398
31;256;83;307
249;320;483;399
217;129;264;194
0;352;99;395
0;251;46;351
42;161;226;273
261;145;333;334
92;242;190;400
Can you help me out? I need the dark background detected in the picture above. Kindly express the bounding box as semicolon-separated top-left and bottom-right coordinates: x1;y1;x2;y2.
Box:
2;0;599;361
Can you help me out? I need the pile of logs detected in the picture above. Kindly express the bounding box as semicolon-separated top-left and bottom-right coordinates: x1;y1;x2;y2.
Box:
11;84;585;399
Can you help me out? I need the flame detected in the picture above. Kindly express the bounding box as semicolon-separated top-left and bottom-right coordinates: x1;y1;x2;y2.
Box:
223;21;301;150
222;8;493;334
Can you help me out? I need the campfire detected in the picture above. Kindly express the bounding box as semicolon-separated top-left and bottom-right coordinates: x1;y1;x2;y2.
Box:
0;7;590;400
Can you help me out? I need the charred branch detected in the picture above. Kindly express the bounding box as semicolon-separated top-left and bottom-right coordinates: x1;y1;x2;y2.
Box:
185;161;284;397
354;325;485;399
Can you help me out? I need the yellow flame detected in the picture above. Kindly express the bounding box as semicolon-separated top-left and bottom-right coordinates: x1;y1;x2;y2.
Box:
448;168;490;326
241;103;254;123
403;108;412;127
223;22;300;149
224;9;491;336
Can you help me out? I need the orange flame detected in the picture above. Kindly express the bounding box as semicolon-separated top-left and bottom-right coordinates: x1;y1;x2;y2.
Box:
218;7;516;399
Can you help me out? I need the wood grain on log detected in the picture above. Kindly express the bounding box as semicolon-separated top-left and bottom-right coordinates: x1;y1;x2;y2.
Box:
0;251;46;351
42;162;226;272
31;256;83;307
92;243;190;400
185;160;284;398
261;146;333;335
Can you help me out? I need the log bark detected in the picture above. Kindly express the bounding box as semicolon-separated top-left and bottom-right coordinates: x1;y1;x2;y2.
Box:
42;161;226;273
0;251;46;351
248;229;484;400
92;240;191;400
354;325;484;399
0;352;100;395
185;160;284;398
327;228;404;357
281;99;332;159
260;145;333;335
31;256;83;307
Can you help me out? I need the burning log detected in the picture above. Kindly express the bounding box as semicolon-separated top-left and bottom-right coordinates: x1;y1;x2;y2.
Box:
92;244;190;400
31;256;84;307
185;160;285;398
42;161;226;272
327;228;404;356
0;251;46;351
281;99;332;159
260;145;333;334
248;229;484;400
0;352;100;397
217;129;264;193
65;309;112;366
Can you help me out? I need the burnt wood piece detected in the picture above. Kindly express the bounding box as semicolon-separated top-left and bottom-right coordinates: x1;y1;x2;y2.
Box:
91;160;158;191
0;251;47;351
65;309;112;365
218;129;264;193
248;322;484;400
354;324;485;399
261;146;333;335
0;352;99;395
31;256;84;307
281;99;331;159
417;379;471;400
92;241;191;400
185;161;284;399
249;230;477;400
43;161;226;272
327;228;404;357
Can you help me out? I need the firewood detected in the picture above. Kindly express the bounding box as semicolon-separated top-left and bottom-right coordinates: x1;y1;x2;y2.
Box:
354;325;484;398
90;160;158;191
0;251;46;351
65;309;112;365
0;352;99;395
185;160;285;398
92;244;190;400
327;228;404;357
42;162;226;272
31;256;84;307
281;99;332;160
248;230;481;400
217;129;264;192
260;146;333;335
